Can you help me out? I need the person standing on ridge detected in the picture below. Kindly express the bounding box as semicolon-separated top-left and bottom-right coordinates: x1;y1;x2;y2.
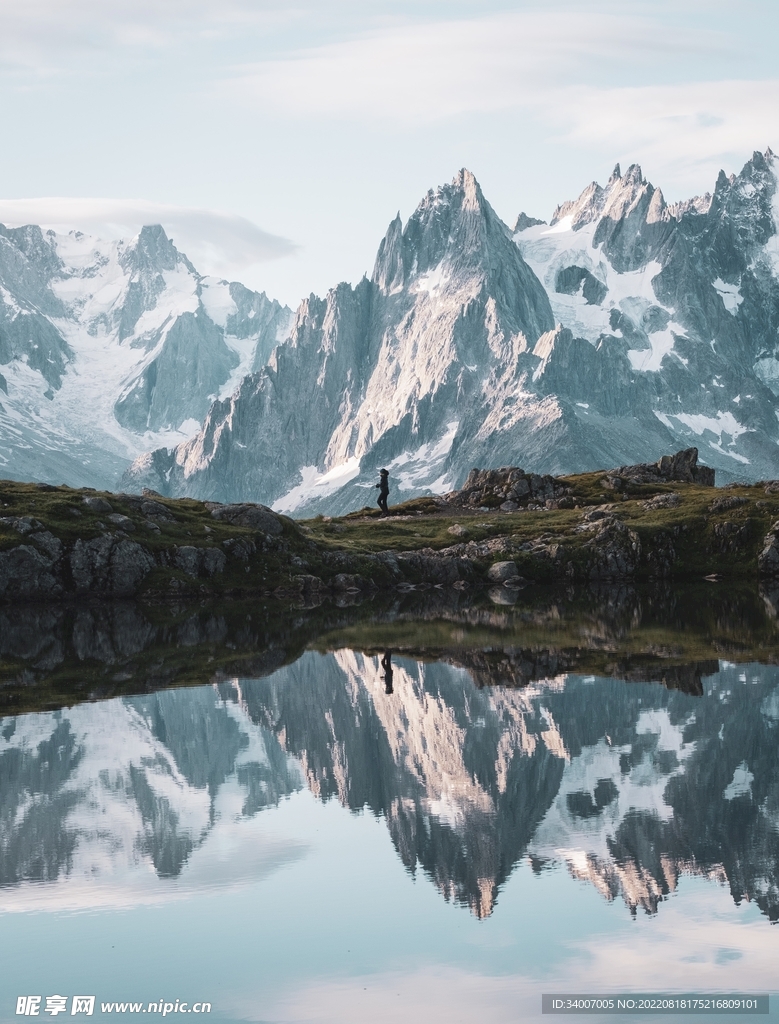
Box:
375;468;390;516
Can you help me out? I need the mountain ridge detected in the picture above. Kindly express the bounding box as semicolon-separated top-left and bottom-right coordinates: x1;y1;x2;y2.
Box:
2;149;779;509
125;149;779;512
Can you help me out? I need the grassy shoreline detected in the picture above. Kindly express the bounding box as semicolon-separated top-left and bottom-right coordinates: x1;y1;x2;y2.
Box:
1;464;779;603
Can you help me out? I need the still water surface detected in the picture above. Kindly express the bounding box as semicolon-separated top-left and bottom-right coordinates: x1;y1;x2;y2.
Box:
1;598;779;1023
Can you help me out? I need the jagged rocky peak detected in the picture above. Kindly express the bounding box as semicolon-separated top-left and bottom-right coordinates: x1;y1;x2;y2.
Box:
114;225;198;342
549;161;664;235
0;222;66;315
372;213;403;293
372;167;509;293
711;147;777;211
119;223;194;276
712;148;773;197
513;212;547;232
599;163;665;223
0;222;63;278
667;192;713;219
550;179;605;230
583;163;677;272
703;148;779;277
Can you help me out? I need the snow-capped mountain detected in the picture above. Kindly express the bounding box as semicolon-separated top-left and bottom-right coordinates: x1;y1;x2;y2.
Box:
0;222;292;488
127;169;555;509
125;149;779;512
2;656;777;922
4;149;779;505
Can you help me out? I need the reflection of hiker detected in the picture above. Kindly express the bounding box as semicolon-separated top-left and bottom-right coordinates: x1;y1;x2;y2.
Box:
381;650;394;694
375;468;390;516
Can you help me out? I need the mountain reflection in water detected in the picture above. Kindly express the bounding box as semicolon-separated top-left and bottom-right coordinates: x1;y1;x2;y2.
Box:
2;644;778;923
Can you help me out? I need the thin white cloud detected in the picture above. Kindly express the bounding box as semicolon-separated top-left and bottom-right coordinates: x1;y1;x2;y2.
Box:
0;198;297;282
554;78;779;188
225;10;728;123
218;8;775;196
0;0;295;70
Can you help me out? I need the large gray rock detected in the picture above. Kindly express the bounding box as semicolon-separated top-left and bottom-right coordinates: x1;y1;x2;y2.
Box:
172;545;227;578
758;521;779;577
70;536;155;595
0;544;63;599
610;448;715;488
82;495;113;513
487;561;521;583
581;517;642;579
209;503;284;536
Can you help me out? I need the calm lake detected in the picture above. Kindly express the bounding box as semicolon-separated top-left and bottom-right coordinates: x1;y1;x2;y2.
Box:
1;586;778;1023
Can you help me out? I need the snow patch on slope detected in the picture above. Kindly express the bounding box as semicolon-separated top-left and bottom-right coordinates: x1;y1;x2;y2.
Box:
388;420;458;494
272;457;361;514
723;762;754;801
713;278;743;314
414;263;450;295
627;324;687;372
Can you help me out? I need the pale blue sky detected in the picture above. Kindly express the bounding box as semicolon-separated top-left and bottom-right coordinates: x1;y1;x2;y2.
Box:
0;0;777;305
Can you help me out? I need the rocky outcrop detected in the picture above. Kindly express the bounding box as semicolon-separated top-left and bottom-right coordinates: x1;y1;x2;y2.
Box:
602;447;715;490
0;543;63;600
578;515;642;579
443;448;711;513
0;495;282;601
758;520;779;577
70;536;156;595
444;466;573;511
206;502;283;536
0;455;773;603
486;560;522;584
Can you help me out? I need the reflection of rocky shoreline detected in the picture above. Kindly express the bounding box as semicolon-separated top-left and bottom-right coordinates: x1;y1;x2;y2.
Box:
2;583;779;716
439;647;718;696
1;649;778;924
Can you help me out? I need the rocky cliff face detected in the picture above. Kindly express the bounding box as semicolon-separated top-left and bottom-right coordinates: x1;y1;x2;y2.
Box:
127;171;556;511
126;151;779;512
0;223;292;488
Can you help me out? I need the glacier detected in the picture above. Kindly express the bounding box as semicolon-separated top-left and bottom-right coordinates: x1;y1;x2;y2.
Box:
0;222;292;488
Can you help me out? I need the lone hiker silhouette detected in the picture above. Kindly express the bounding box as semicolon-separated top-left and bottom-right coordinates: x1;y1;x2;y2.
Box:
375;468;390;516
